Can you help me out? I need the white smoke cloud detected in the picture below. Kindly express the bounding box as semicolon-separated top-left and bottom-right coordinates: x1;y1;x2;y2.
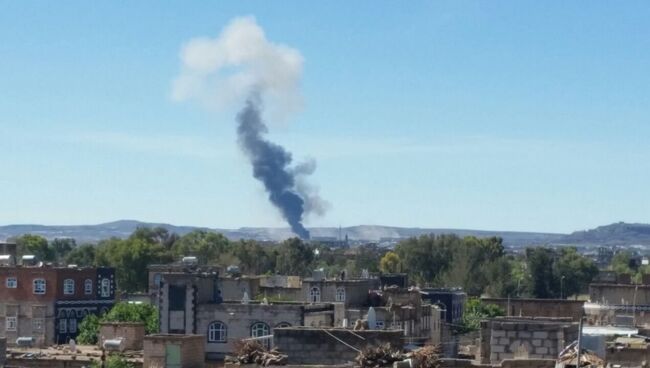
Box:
172;16;304;117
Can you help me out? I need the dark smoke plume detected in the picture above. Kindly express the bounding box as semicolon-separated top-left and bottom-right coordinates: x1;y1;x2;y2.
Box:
237;94;310;239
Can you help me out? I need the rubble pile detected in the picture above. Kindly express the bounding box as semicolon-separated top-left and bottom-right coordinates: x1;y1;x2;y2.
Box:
355;344;406;368
356;344;441;368
227;340;288;366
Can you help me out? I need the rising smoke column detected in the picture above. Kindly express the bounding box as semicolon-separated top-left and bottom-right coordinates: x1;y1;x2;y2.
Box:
237;95;309;238
172;16;325;239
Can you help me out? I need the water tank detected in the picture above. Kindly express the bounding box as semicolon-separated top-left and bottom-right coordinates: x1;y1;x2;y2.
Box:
312;269;325;281
21;255;37;266
181;256;198;266
103;338;124;352
15;337;35;347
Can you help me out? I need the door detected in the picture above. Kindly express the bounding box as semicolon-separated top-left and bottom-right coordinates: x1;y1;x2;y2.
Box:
165;344;181;368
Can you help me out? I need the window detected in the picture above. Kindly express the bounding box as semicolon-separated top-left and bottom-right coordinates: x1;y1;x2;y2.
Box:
207;321;227;343
68;318;77;333
275;322;291;328
32;318;44;332
59;319;67;333
33;279;46;294
309;287;321;303
6;316;17;331
250;322;270;338
376;320;385;329
63;279;75;295
335;287;346;302
6;277;17;288
154;273;162;287
84;279;93;295
100;278;110;297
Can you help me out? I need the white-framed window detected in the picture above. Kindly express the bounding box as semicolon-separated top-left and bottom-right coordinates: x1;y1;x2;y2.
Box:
59;319;67;333
100;278;110;297
84;279;93;295
68;318;77;333
250;322;270;338
6;316;17;331
335;287;346;302
33;278;46;294
63;279;75;295
32;318;44;332
309;287;321;303
376;320;385;329
207;321;227;343
6;277;17;288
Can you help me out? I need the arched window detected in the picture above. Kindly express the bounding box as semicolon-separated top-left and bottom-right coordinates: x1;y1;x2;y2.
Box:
309;287;321;303
275;322;291;328
250;322;270;338
84;279;93;295
100;278;110;297
335;287;346;302
207;321;227;343
63;279;75;295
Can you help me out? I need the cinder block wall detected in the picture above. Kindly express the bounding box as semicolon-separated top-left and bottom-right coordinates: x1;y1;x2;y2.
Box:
99;322;146;351
274;327;403;365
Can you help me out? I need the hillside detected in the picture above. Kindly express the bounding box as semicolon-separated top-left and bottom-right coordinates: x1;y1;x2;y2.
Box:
0;220;564;247
560;222;650;246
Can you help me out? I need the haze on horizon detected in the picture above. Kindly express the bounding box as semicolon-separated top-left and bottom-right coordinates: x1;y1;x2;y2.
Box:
1;1;649;234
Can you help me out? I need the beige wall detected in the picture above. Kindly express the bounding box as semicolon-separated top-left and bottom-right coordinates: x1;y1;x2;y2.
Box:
0;301;55;347
144;335;204;368
99;322;145;351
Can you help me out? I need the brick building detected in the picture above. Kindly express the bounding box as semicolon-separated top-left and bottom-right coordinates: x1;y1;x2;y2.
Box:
0;259;115;346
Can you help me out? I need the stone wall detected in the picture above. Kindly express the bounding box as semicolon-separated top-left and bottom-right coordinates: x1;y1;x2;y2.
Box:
481;298;584;322
0;301;55;347
479;317;578;364
590;283;650;305
99;322;146;351
274;327;403;365
144;334;204;368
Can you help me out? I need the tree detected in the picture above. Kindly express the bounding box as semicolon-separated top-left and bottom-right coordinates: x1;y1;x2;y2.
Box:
51;238;77;263
172;230;230;265
379;251;401;273
76;314;100;344
65;244;97;267
395;235;455;285
95;235;172;292
275;238;314;276
232;240;275;275
77;302;159;345
554;247;599;297
15;234;54;261
525;247;557;298
459;298;505;332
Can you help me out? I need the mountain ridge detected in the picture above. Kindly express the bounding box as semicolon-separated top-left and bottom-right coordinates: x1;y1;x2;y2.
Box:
0;220;646;247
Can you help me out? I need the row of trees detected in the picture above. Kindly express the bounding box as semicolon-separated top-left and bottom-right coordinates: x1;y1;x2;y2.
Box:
383;234;598;298
12;230;599;298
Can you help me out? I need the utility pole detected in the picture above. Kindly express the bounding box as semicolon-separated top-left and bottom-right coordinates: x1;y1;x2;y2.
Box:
576;310;584;368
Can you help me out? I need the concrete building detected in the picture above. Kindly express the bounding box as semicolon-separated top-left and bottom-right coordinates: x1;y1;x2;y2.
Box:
144;334;204;368
300;274;379;307
478;317;579;364
0;258;115;346
99;322;146;351
154;266;342;360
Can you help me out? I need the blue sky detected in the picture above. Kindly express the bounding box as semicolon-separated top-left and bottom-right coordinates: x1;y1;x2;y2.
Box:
1;1;649;233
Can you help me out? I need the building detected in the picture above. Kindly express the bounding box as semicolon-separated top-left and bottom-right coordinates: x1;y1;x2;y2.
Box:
300;272;379;307
0;257;115;346
154;265;342;360
477;317;579;364
420;288;467;325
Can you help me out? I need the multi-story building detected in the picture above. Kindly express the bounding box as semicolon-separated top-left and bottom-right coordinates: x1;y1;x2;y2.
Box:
419;288;467;326
0;256;115;346
154;266;341;360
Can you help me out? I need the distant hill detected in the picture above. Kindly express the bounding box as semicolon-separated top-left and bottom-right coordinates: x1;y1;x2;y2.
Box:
560;222;650;246
0;220;565;246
